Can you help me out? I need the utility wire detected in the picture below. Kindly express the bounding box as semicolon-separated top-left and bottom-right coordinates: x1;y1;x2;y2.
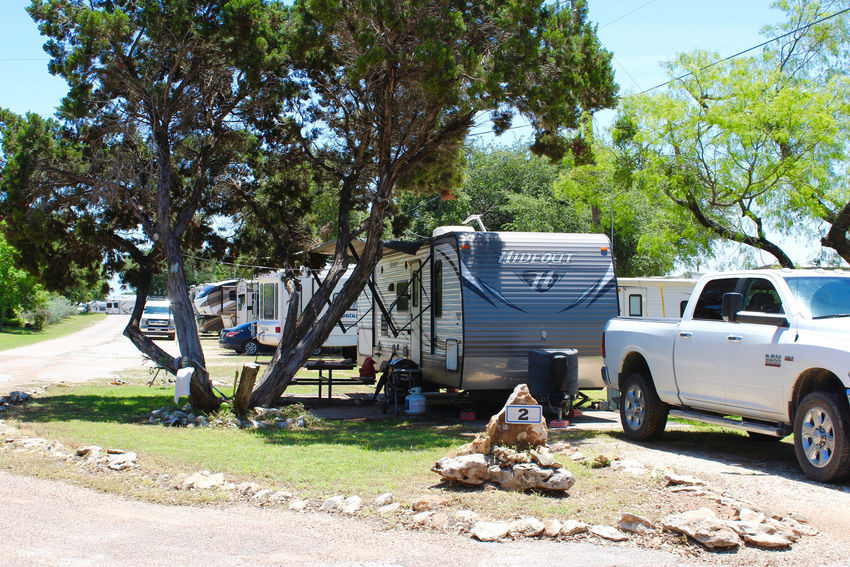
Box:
637;6;850;95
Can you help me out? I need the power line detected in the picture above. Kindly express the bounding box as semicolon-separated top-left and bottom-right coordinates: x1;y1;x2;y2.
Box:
637;6;850;95
599;0;658;29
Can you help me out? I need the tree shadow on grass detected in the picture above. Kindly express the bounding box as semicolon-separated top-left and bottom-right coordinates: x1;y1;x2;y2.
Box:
249;419;465;452
11;392;175;425
13;392;467;452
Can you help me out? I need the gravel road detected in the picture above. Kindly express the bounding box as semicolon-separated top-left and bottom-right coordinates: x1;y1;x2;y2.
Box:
0;315;175;389
3;316;850;566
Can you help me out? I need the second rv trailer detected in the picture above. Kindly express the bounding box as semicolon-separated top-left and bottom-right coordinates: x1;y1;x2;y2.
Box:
359;227;618;402
255;268;359;354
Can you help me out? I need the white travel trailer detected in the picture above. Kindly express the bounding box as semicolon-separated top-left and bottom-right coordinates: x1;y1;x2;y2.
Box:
105;295;136;315
255;268;359;357
358;227;619;413
221;279;258;328
616;277;697;319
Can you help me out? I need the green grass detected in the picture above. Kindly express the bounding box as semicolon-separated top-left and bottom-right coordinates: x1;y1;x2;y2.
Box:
0;313;107;351
0;380;660;523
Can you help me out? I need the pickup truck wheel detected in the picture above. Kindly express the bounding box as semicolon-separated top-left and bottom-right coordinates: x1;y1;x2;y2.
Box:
620;371;668;441
793;391;850;483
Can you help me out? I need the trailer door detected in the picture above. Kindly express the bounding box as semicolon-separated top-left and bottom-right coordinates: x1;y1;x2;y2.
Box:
410;260;422;365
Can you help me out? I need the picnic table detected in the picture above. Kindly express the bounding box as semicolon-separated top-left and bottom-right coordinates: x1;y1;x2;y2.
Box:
294;359;367;400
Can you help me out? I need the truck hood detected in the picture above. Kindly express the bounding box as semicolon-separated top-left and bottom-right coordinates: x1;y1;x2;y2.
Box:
800;317;850;346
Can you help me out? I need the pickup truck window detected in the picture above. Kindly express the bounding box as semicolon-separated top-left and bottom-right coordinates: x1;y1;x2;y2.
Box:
784;276;850;318
741;278;783;314
692;278;738;320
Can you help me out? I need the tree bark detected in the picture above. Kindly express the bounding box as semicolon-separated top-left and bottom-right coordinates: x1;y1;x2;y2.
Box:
822;200;850;265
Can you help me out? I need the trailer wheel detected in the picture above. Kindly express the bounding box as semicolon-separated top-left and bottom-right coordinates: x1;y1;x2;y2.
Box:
793;390;850;482
619;371;667;441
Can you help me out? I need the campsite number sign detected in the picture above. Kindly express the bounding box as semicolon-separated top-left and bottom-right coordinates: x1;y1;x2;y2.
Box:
505;404;543;424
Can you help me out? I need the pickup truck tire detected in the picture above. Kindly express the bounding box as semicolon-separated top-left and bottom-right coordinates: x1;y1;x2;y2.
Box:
793;390;850;483
620;371;668;441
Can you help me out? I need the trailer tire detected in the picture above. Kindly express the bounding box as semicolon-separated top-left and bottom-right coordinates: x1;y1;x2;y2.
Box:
619;371;668;441
793;390;850;483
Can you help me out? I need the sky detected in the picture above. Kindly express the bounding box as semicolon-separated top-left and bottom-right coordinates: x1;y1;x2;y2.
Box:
3;0;816;270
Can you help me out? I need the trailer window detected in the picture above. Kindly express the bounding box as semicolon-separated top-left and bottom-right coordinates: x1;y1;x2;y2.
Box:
261;283;277;320
434;261;443;318
396;281;409;313
628;294;643;317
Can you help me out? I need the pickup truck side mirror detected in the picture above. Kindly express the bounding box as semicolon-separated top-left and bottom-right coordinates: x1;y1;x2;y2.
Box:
722;292;743;322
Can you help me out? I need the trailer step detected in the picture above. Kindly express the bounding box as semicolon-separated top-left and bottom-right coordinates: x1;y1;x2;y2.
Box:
669;409;790;437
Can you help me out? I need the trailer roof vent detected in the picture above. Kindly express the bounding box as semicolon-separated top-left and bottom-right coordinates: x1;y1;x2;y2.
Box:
432;225;475;238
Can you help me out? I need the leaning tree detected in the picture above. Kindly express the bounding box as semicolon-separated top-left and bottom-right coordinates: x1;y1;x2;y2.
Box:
247;0;619;406
24;0;293;409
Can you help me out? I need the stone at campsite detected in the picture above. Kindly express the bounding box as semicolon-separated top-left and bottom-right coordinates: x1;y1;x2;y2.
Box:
729;519;797;548
252;489;275;502
454;510;479;524
510;517;545;537
16;437;48;449
738;508;766;523
238;482;262;496
472;521;510;542
485;385;547;450
541;468;576;491
549;441;571;452
76;445;102;460
568;452;587;462
530;447;557;467
412;494;449;512
106;452;137;471
618;513;655;534
268;491;291;504
544;519;563;538
664;472;706;486
321;495;345;512
782;517;818;537
341;495;362;515
378;503;401;514
288;499;308;512
412;511;435;525
183;471;227;490
464;433;491;455
374;492;393;507
432;454;491;486
560;520;589;536
662;508;741;549
590;525;628;542
610;459;648;475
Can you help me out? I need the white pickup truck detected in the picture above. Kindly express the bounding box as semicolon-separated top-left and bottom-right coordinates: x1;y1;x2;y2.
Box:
602;269;850;482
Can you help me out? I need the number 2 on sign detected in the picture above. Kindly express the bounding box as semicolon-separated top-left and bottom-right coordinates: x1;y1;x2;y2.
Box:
505;405;542;424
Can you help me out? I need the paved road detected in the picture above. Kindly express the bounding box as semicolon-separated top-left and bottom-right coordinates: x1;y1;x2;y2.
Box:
0;470;693;567
0;315;175;389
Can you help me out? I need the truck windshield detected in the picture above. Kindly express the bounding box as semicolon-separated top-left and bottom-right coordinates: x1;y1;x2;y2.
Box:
783;276;850;319
143;305;171;315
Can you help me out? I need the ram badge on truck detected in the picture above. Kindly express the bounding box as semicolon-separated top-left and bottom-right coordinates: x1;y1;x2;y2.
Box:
602;269;850;483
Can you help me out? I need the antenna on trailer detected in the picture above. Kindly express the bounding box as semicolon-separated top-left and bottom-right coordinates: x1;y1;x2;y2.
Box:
462;214;488;232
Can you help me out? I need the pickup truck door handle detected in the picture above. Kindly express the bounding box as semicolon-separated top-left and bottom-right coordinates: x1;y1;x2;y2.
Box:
679;332;692;339
727;335;743;342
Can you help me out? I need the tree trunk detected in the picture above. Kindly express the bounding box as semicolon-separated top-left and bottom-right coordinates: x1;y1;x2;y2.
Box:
822;201;850;265
123;257;181;374
162;231;219;411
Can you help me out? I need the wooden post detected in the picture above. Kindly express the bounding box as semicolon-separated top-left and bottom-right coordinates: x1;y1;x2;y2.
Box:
234;363;260;416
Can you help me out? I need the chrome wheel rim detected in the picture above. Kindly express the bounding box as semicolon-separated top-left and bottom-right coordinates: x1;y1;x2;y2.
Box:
624;383;646;431
800;405;835;468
